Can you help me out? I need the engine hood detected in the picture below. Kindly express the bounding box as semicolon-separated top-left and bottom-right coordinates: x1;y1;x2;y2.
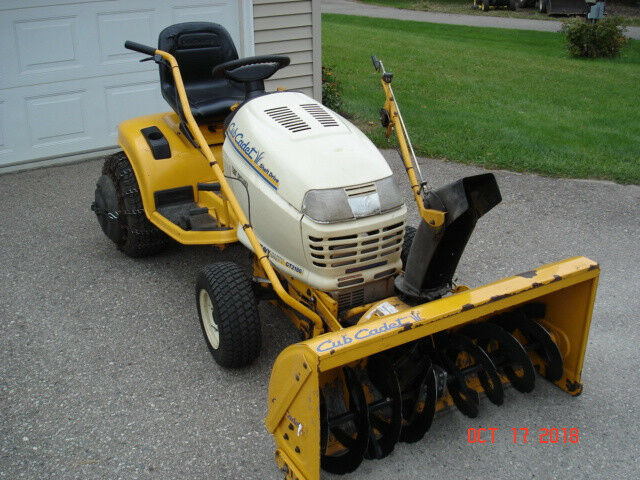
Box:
223;91;392;210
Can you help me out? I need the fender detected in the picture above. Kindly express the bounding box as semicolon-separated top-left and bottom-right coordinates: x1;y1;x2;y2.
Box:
117;111;218;214
117;112;237;244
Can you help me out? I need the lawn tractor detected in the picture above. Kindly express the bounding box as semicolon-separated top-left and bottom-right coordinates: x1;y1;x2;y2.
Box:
92;22;600;480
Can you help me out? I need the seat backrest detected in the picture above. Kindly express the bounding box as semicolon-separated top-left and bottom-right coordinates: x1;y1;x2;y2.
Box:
158;22;239;99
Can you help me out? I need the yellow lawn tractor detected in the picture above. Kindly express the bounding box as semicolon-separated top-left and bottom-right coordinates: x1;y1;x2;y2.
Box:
91;22;600;480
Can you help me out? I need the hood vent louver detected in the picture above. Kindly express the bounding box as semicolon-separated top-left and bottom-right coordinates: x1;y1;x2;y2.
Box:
264;106;311;133
300;103;340;127
345;183;377;197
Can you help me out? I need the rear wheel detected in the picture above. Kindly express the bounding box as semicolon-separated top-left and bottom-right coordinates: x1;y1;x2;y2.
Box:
93;151;168;257
196;262;261;368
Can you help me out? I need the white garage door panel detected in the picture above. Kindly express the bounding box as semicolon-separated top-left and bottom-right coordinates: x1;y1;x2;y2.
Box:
26;91;90;147
0;0;243;168
104;78;161;139
98;10;156;66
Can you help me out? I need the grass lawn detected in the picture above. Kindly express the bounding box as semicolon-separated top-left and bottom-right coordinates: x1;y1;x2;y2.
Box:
357;0;640;27
323;14;640;184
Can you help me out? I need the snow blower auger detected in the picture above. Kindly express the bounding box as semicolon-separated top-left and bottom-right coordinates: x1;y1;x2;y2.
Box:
91;23;599;480
263;56;600;480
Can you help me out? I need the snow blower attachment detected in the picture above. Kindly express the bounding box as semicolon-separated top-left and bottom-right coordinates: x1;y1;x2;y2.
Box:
92;26;599;480
264;57;599;480
395;173;502;301
267;258;599;479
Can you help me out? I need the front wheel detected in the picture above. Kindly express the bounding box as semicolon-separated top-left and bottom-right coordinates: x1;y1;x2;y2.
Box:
196;262;261;368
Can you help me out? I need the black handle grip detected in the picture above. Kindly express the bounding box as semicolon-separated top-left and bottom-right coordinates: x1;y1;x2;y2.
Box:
124;40;156;56
371;55;381;71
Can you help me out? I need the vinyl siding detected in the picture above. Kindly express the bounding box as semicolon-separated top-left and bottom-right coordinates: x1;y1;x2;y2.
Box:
253;0;321;100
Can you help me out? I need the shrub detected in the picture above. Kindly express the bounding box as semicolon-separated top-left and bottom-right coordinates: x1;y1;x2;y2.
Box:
322;65;344;113
561;17;628;58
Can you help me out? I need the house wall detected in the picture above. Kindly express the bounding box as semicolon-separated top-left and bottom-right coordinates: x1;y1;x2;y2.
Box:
253;0;321;100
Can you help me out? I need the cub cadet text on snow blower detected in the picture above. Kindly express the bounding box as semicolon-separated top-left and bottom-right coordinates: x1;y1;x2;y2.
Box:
92;23;599;480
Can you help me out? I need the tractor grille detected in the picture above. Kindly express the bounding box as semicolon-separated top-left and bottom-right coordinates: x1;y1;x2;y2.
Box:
333;276;396;312
264;106;311;133
337;287;365;311
307;220;404;270
300;103;339;127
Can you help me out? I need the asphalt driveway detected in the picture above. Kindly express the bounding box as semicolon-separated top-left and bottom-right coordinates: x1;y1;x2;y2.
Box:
1;152;639;479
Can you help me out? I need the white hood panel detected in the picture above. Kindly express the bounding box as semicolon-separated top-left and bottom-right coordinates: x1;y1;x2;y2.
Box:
225;91;392;210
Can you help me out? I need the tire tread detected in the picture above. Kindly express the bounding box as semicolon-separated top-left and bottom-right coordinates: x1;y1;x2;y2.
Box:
101;151;168;257
196;262;261;368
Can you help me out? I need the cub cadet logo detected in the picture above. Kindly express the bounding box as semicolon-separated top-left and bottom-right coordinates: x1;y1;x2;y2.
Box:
262;246;303;274
315;311;423;353
227;122;280;189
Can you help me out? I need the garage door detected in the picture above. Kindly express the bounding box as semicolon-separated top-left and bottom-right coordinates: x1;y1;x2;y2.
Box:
0;0;251;169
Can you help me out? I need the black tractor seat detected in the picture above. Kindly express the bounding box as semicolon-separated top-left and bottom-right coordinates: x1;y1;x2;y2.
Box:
158;22;245;123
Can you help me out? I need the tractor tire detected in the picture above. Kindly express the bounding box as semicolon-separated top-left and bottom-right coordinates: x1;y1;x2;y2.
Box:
94;151;169;257
401;225;417;270
481;0;491;11
196;262;261;368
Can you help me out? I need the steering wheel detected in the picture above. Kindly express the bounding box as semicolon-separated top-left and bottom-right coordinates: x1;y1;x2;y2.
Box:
212;55;290;84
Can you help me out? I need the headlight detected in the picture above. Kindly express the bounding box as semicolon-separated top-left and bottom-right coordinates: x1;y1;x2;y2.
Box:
376;175;403;213
301;188;353;223
302;176;403;223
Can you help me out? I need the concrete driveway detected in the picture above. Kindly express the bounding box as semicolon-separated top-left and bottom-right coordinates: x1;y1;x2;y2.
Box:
323;0;640;40
1;152;639;479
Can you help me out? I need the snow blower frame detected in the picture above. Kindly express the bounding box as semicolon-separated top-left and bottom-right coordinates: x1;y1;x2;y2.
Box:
95;32;599;480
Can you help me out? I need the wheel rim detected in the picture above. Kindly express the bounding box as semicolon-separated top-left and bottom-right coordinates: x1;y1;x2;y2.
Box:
199;289;219;349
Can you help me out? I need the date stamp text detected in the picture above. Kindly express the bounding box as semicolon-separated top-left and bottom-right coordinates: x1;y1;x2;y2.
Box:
467;427;579;444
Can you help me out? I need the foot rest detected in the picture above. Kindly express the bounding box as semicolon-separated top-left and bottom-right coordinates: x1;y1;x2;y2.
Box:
189;207;209;216
197;182;221;192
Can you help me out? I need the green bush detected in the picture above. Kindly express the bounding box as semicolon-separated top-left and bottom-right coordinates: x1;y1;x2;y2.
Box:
562;17;628;58
322;65;344;113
